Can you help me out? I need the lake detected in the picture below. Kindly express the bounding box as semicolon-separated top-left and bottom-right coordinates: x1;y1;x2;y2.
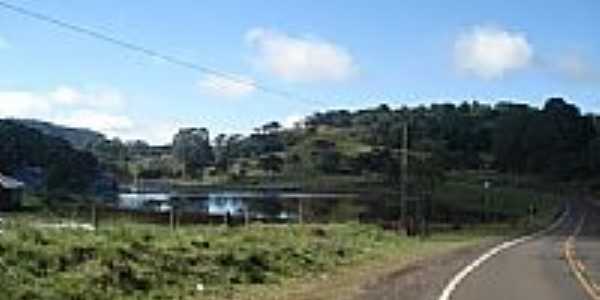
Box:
118;191;361;221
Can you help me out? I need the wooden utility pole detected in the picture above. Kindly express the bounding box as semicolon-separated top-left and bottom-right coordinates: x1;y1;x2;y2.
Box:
91;200;98;231
182;142;188;180
298;198;304;224
243;203;249;226
400;122;409;232
169;206;175;231
169;198;176;231
179;135;188;181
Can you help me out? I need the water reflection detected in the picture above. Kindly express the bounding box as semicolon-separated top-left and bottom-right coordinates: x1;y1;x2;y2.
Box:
118;191;360;221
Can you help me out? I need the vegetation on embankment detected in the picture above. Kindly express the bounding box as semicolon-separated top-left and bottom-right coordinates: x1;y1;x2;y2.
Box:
432;172;562;223
0;220;540;300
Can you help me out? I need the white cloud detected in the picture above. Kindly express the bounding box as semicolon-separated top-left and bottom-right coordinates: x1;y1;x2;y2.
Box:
50;86;82;105
48;85;124;109
0;86;187;145
0;91;52;118
454;26;533;80
246;27;357;82
557;53;600;83
0;86;136;139
198;74;256;98
52;110;134;136
86;87;124;109
282;114;305;128
122;121;182;145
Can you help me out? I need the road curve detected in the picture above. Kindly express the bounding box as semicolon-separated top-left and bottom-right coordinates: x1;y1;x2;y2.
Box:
450;205;589;300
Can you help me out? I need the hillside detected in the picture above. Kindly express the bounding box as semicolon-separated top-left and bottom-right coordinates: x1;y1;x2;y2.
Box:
15;119;106;150
0;119;100;192
118;98;600;192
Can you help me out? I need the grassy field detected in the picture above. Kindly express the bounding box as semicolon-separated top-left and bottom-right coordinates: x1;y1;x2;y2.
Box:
1;170;563;300
0;219;541;300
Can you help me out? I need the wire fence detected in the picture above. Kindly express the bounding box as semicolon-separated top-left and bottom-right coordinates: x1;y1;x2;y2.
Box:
15;185;544;238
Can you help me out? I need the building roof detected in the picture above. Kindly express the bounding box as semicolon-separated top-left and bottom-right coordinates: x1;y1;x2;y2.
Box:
0;174;25;189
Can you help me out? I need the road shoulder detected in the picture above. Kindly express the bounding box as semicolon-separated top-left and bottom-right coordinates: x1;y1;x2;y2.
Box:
353;239;501;300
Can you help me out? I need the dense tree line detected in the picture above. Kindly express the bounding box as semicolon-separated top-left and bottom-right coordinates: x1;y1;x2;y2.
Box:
159;97;598;184
0;120;99;192
8;97;595;189
305;98;600;181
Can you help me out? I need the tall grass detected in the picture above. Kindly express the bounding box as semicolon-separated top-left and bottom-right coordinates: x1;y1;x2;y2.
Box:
0;223;430;300
0;208;552;300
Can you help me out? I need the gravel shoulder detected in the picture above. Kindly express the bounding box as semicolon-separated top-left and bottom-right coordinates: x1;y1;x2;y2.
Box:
353;238;500;300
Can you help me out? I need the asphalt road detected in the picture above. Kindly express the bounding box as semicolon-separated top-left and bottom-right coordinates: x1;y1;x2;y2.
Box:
575;200;600;290
450;203;592;300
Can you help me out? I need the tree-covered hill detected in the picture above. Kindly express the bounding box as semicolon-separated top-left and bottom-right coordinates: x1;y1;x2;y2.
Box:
14;119;106;150
295;98;600;180
5;97;597;192
198;98;600;187
0;119;99;192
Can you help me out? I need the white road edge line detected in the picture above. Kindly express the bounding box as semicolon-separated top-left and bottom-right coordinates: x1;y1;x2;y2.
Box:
437;208;569;300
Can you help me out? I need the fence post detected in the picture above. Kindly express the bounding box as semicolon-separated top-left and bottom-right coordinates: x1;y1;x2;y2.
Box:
176;205;181;229
298;198;303;224
244;203;249;226
91;201;98;231
170;204;175;232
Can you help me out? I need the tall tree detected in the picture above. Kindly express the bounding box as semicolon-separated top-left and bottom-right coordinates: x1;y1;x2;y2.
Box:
172;128;213;179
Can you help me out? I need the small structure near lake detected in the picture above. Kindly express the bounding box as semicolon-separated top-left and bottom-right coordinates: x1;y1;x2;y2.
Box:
0;174;25;210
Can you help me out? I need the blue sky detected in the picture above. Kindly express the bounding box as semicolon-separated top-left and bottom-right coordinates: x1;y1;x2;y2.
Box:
1;0;599;144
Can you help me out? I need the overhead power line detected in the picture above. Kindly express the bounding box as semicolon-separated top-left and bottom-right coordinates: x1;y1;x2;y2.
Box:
0;0;327;107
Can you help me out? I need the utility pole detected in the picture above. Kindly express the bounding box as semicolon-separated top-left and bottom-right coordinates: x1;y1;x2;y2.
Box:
182;140;187;180
400;121;409;233
243;202;249;226
169;201;176;231
91;199;98;232
298;198;304;224
589;115;597;178
483;180;491;223
131;164;140;192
